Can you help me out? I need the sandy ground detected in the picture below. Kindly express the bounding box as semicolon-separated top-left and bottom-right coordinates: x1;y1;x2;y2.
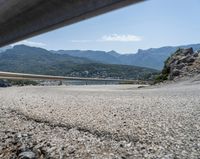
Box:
0;82;200;159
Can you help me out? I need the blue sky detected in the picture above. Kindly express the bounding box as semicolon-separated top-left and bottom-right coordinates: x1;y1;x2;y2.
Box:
15;0;200;54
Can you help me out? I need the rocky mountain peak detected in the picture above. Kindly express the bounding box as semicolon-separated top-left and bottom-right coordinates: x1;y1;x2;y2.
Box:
162;48;200;80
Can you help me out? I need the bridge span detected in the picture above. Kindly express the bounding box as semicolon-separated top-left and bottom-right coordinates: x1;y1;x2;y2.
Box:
0;0;143;47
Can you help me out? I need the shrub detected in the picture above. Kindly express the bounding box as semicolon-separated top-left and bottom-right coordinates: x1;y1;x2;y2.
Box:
153;57;171;84
7;79;38;86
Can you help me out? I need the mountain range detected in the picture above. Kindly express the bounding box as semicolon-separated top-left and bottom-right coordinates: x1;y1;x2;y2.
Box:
0;45;157;80
53;44;200;70
0;46;12;53
0;43;200;80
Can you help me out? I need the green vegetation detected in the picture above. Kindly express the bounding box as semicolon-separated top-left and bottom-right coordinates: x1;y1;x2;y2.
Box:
0;79;38;87
0;45;159;80
69;63;158;80
7;80;38;86
154;57;171;83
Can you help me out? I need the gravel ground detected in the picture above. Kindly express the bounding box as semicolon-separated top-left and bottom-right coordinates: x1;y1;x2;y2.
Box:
0;83;200;159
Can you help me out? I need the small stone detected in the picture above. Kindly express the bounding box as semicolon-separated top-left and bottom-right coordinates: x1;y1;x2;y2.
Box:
18;151;36;159
179;56;188;63
119;144;124;148
193;53;199;57
171;69;180;77
182;47;193;56
175;63;185;69
186;56;195;63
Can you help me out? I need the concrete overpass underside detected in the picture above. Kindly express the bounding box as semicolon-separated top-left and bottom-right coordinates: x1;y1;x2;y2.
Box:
0;0;143;47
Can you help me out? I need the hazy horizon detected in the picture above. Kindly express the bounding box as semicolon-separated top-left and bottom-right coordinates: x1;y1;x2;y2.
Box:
7;42;199;55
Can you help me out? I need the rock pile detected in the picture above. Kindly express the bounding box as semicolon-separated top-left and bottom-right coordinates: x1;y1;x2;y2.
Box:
161;48;200;80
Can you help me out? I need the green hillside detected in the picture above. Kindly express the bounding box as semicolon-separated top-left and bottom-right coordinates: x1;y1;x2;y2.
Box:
0;45;158;80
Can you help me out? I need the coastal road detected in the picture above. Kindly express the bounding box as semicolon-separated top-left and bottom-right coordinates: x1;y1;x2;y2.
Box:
0;82;200;158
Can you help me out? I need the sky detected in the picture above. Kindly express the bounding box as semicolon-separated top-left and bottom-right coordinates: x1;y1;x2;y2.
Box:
14;0;200;54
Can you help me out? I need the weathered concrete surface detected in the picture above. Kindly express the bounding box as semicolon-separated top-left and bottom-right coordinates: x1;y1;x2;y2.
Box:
0;82;200;158
0;0;143;47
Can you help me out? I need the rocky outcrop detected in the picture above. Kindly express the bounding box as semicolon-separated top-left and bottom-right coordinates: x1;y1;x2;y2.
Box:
159;48;200;81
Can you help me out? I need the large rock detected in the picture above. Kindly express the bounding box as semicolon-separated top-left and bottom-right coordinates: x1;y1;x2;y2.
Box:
159;48;200;80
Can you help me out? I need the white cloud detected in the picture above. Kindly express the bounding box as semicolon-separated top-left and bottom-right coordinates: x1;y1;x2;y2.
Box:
100;34;142;42
11;40;46;47
69;34;142;43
